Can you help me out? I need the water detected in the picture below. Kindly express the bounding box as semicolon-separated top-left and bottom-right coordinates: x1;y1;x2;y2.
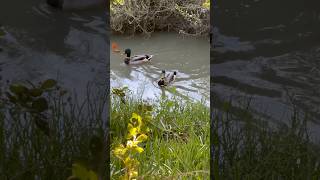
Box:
213;0;320;140
0;0;107;99
110;33;210;104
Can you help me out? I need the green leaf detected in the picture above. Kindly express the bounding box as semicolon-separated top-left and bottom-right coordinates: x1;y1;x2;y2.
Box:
41;79;57;89
133;146;144;153
136;134;148;142
32;97;48;112
71;163;98;180
9;84;29;95
29;88;43;97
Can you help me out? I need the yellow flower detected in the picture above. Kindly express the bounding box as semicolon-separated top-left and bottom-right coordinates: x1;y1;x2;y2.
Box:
126;140;144;153
127;123;138;139
130;113;143;127
113;144;127;159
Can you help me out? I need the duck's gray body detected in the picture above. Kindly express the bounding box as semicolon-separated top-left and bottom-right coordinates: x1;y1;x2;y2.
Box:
157;70;177;87
47;0;105;9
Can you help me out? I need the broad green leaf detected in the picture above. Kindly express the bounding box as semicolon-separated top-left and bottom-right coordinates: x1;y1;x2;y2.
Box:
133;146;144;153
41;79;57;89
29;88;43;97
9;84;29;95
136;134;148;142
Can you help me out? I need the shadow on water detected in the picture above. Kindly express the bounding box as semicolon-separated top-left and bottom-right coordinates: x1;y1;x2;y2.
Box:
0;0;107;100
212;0;320;139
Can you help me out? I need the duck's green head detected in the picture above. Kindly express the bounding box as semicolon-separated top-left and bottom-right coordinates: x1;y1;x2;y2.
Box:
124;48;131;57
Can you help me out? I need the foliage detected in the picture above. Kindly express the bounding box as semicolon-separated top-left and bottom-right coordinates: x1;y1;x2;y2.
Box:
0;80;107;179
110;0;209;36
113;113;149;179
112;86;129;104
110;89;210;179
213;99;320;179
5;79;57;136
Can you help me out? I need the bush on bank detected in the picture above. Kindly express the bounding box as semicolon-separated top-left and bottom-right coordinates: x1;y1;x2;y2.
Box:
110;0;210;36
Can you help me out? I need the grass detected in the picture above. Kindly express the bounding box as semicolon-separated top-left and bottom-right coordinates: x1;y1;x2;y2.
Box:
0;80;108;179
110;89;210;179
212;99;320;180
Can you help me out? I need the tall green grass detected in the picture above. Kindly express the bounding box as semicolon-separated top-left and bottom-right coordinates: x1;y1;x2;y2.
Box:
213;100;320;179
110;92;210;179
0;81;108;179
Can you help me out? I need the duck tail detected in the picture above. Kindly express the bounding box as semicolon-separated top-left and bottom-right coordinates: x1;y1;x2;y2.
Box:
147;55;154;61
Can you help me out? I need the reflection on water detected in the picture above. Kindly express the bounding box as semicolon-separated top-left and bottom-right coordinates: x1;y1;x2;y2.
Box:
213;0;320;139
111;33;209;104
0;0;107;99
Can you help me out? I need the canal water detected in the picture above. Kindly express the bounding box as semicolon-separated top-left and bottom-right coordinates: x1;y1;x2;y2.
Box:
212;0;320;140
0;0;107;100
111;33;210;104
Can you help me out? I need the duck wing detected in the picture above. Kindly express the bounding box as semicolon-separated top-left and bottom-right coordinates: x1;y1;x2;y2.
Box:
168;73;176;83
131;54;153;62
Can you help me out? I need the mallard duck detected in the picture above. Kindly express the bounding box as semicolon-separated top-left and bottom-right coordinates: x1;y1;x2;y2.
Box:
157;70;167;87
124;48;153;65
157;70;177;87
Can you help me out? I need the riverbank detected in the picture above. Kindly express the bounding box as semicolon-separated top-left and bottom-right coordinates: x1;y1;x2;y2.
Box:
110;0;209;36
0;80;108;179
212;100;320;179
110;87;210;179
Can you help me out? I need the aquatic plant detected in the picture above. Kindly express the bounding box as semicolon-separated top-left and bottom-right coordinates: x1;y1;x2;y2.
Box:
4;79;58;136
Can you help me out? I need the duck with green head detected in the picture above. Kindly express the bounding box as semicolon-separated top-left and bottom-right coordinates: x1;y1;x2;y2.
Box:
123;48;153;65
157;70;177;87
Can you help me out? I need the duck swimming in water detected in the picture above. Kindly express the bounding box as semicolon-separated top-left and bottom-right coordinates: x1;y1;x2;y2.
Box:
157;70;167;87
157;70;177;87
124;48;153;65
